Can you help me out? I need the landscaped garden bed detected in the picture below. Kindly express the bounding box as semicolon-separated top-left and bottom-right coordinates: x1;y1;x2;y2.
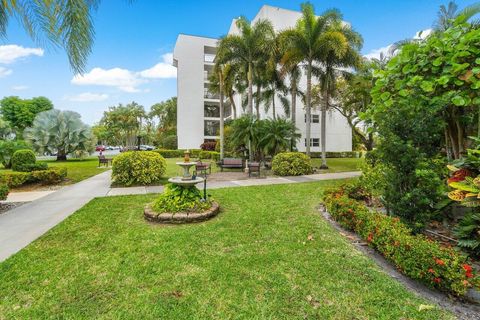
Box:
0;181;458;319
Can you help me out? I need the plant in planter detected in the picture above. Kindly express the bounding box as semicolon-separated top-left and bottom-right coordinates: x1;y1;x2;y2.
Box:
152;183;212;213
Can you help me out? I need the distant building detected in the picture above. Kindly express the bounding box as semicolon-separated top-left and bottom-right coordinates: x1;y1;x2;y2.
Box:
173;5;352;152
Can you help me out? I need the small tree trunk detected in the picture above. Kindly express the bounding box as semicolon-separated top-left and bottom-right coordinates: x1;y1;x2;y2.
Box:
255;85;261;119
219;71;225;160
320;90;328;169
247;62;253;115
272;95;276;120
305;61;312;156
57;150;67;161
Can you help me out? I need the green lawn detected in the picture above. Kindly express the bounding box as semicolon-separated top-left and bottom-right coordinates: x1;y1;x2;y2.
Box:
311;157;364;173
40;157;109;183
0;181;451;319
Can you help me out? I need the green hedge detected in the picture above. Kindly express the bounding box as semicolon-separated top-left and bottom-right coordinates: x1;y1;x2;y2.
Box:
153;149;221;161
272;152;313;176
323;184;479;296
112;151;167;186
0;167;67;187
309;151;364;158
0;184;9;201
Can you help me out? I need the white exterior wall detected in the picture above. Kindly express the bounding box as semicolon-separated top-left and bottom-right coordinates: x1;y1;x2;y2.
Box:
173;35;218;149
173;5;352;152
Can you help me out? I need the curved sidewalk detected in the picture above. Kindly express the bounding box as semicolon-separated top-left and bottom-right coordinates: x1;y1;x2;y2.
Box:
0;170;360;262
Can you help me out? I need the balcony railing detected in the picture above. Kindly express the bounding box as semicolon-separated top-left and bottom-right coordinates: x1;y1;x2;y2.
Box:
204;92;219;100
204;54;215;63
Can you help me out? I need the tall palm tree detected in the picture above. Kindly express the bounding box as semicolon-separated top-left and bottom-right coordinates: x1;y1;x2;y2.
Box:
279;3;346;156
0;1;108;73
217;17;275;116
434;1;480;31
316;17;363;168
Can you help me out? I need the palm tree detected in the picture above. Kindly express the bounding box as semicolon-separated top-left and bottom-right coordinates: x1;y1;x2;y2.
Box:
434;1;480;31
316;17;363;168
279;3;347;156
260;118;300;156
230;115;262;161
217;17;275;115
0;1;108;73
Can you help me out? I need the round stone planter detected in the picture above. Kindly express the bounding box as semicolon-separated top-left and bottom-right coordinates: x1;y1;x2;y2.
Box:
144;202;220;224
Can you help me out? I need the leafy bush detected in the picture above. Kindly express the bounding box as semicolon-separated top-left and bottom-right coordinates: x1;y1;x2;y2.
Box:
112;151;166;186
14;162;48;172
199;150;220;161
31;167;67;184
0;184;9;201
272;152;313;176
323;185;479;296
0;171;31;188
11;149;36;171
309;151;363;158
200;141;217;151
153;149;203;159
0;140;30;169
161;135;178;150
453;213;480;258
152;184;211;213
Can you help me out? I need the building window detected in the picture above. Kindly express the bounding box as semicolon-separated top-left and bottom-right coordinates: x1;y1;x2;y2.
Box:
204;104;220;118
204;120;219;136
304;138;320;147
304;114;320;123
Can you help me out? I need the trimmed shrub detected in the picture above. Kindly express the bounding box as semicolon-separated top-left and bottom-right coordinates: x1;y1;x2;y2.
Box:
31;167;67;184
272;152;313;176
0;184;9;201
13;162;48;172
309;151;363;158
199;151;220;161
153;149;202;159
323;185;479;296
0;172;31;188
161;135;178;150
11;149;36;171
112;151;166;186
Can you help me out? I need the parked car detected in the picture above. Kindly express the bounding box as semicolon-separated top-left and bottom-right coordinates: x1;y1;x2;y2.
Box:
139;145;154;151
95;145;106;152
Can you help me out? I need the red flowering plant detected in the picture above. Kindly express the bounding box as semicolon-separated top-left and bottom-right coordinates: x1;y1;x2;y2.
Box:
324;184;480;296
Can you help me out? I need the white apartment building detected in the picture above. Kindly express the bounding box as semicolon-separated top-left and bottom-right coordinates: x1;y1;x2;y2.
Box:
173;5;352;152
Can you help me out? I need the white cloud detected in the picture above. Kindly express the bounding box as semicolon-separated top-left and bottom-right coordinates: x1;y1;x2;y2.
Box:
71;67;146;93
67;92;109;102
71;52;176;92
0;67;12;77
0;44;44;64
364;29;433;61
140;53;177;79
12;85;28;90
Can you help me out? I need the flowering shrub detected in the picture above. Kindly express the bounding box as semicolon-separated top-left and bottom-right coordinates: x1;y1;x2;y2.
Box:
323;185;479;296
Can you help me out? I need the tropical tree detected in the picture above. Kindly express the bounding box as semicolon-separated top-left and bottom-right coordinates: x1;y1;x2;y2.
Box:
100;102;146;148
433;1;480;32
0;1;108;73
217;17;275;115
0;96;53;136
260;118;300;156
24;109;94;161
280;3;354;156
208;64;239;119
230;115;262;161
0;116;12;140
315;14;363;168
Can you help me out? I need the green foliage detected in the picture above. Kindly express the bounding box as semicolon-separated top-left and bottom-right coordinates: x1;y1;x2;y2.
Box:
0;96;53;135
324;186;479;296
14;162;49;172
11;149;36;171
0;184;9;201
0;171;32;187
0;140;30;168
454;213;480;257
272;152;313;176
24;109;94;161
112;151;166;186
198;151;220;161
31;167;67;184
160;135;177;150
152;184;212;213
309;151;363;158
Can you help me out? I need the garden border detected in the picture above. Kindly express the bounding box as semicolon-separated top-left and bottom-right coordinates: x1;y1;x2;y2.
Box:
144;202;220;224
318;203;480;320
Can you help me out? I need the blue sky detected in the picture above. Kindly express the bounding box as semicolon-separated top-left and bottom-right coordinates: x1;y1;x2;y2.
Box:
0;0;473;124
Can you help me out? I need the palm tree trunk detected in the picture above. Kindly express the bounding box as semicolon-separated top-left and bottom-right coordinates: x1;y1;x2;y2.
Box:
272;94;276;120
305;61;312;156
247;62;253;115
291;85;297;125
320;91;328;169
219;71;225;160
255;85;261;119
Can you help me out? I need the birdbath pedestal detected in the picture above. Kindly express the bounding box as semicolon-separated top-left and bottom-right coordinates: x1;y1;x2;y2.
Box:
175;162;197;180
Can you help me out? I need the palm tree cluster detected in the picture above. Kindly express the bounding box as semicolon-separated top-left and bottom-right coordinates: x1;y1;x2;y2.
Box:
211;2;363;166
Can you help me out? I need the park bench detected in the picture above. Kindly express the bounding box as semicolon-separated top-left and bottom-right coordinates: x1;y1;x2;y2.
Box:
248;161;261;177
218;158;244;172
195;161;211;175
98;155;113;167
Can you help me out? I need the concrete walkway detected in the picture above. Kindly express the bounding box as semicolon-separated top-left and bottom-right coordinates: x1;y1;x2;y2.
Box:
0;170;360;262
0;171;111;262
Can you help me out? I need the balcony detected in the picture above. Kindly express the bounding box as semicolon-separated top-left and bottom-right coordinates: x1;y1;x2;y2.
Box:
204;90;219;100
204;53;215;64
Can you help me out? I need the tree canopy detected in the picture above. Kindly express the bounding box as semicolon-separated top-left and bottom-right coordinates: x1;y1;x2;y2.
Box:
0;96;53;135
